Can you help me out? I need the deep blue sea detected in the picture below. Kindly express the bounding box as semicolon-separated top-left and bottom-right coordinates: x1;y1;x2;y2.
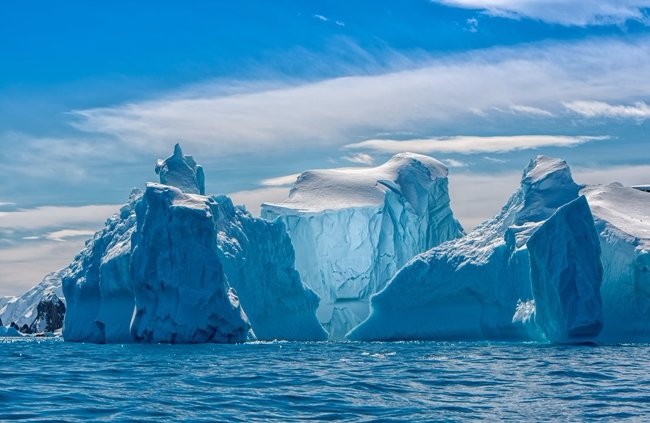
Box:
2;338;650;421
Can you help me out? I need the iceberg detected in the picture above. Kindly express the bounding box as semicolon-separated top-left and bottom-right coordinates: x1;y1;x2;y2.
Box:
62;144;325;343
349;156;604;343
62;189;141;343
212;196;327;341
0;325;23;337
527;195;603;343
262;153;464;338
129;183;250;343
582;183;650;342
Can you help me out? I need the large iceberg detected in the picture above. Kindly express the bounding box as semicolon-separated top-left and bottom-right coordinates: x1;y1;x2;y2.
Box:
129;183;250;343
349;156;605;343
262;153;464;338
62;144;325;343
582;183;650;342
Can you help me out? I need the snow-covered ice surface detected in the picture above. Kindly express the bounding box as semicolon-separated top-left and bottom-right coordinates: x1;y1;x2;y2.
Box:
62;145;324;343
262;153;464;338
349;156;604;342
582;183;650;342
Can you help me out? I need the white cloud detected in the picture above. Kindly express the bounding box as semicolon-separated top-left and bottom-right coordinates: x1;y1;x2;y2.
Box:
259;173;301;187
69;37;650;155
465;17;479;32
509;104;554;117
342;153;375;165
45;229;98;242
573;164;650;187
313;14;328;22
564;100;650;120
344;135;608;155
0;204;120;231
0;238;88;296
444;159;469;168
435;0;650;26
483;156;508;163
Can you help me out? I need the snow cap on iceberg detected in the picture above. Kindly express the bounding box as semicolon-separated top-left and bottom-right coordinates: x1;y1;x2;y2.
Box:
155;143;205;195
264;152;448;214
516;155;581;226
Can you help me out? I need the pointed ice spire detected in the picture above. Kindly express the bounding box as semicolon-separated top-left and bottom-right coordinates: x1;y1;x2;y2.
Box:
155;143;206;195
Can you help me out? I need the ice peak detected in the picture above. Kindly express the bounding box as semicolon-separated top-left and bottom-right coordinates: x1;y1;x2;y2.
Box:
515;155;580;226
522;155;572;185
383;152;448;178
155;143;206;195
172;142;183;158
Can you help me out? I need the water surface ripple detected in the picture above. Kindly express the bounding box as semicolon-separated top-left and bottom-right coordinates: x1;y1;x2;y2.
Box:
1;339;649;421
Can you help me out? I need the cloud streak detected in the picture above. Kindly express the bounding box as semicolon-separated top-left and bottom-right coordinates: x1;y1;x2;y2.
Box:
564;100;650;120
342;153;375;165
0;204;121;231
344;135;608;154
434;0;650;26
69;37;650;155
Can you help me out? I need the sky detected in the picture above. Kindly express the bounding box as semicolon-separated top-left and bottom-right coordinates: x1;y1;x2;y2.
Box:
1;0;650;295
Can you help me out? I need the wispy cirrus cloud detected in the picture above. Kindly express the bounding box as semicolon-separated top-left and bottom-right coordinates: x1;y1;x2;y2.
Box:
434;0;650;26
45;229;98;242
342;153;375;166
259;173;301;187
69;37;650;155
344;135;608;155
564;100;650;120
508;104;554;117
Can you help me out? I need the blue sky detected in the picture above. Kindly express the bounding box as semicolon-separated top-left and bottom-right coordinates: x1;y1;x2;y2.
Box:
1;0;650;295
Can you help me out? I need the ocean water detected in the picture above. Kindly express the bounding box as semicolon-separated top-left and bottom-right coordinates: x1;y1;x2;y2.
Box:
1;339;650;421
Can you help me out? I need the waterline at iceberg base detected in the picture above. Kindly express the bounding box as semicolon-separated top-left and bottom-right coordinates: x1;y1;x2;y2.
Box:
2;147;649;346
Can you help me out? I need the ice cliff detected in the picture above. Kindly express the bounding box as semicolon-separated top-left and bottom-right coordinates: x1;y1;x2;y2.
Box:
582;183;650;342
129;184;251;343
61;145;325;343
262;153;464;338
212;196;326;341
349;156;606;343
